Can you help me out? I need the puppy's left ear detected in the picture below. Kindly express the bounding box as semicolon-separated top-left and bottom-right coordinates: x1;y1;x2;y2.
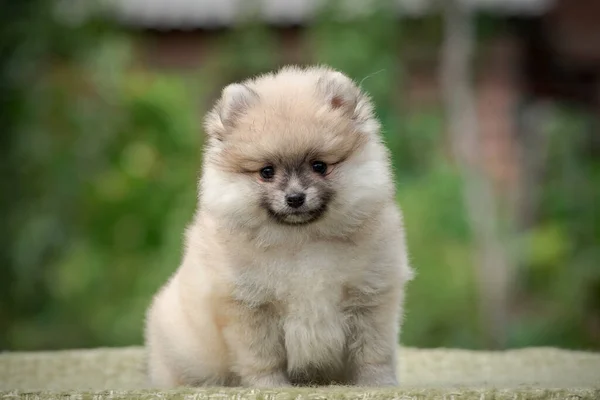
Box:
317;69;379;136
317;70;363;119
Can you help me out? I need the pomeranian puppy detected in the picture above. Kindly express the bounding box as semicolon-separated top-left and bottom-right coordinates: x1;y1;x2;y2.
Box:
144;65;413;388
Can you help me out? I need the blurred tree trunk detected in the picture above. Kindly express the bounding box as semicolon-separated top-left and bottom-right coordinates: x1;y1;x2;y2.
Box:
441;0;513;349
514;99;553;228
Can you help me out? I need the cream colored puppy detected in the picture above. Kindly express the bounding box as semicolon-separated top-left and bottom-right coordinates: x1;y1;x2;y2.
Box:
144;65;413;388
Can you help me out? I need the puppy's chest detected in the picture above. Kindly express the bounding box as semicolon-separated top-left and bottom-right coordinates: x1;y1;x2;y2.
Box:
233;243;360;307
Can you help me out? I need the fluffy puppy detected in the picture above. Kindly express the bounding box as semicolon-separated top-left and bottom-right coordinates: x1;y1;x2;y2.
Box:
144;65;413;388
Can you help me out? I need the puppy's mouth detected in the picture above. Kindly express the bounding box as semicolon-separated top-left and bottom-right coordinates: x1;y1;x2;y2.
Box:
266;205;327;226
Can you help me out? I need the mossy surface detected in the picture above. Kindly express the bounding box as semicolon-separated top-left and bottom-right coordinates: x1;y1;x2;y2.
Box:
1;346;599;399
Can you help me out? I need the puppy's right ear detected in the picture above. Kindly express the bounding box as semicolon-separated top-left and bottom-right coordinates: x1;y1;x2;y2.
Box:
204;83;259;140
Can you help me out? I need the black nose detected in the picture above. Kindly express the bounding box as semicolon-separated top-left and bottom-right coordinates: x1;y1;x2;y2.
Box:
286;192;306;208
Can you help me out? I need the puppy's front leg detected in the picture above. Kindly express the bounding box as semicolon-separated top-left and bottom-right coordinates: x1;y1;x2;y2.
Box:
346;288;403;387
223;302;290;387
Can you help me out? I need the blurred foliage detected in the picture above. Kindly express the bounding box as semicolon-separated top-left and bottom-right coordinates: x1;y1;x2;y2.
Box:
1;0;599;351
0;0;116;348
508;107;600;349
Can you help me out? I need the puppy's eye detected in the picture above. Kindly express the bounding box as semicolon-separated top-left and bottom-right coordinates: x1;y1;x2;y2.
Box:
260;166;275;180
311;161;328;175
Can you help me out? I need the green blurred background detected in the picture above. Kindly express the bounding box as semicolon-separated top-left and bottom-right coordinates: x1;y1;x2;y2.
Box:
1;0;599;352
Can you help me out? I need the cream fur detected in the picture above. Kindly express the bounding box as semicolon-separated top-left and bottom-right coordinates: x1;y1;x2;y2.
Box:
144;65;413;388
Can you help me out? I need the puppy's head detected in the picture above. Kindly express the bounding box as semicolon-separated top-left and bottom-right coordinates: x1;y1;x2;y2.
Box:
200;66;394;239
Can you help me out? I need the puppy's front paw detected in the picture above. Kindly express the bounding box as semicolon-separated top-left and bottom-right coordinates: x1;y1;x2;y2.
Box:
243;371;291;388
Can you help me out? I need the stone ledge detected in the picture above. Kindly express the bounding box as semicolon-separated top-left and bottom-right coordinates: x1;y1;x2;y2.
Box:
1;346;599;399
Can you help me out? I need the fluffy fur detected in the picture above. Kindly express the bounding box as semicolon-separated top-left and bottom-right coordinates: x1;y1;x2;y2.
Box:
144;65;413;388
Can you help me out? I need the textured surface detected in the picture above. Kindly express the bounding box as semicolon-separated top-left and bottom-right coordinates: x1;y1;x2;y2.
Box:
1;346;600;399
